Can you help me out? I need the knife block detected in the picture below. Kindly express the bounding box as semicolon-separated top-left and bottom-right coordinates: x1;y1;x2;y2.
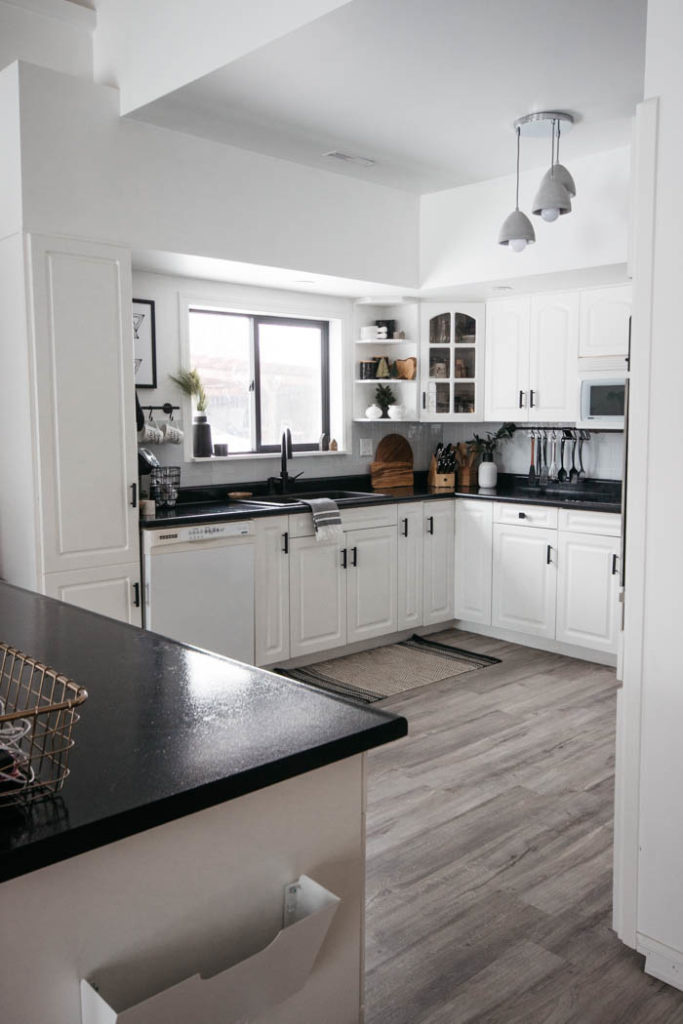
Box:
427;456;455;490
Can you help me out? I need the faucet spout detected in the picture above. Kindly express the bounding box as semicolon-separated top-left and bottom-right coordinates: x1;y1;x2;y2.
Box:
280;428;293;492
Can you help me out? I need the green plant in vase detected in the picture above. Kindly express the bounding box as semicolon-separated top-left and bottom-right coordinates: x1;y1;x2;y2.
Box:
467;422;516;489
375;383;396;419
170;367;213;457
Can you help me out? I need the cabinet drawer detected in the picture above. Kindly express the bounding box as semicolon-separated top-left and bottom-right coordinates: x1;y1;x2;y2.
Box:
558;508;621;536
492;503;558;529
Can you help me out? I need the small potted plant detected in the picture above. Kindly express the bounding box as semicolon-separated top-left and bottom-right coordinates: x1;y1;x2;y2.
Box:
169;368;213;457
467;422;516;488
374;383;396;419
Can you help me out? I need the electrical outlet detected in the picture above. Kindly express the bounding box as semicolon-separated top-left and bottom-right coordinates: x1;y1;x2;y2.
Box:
359;438;373;457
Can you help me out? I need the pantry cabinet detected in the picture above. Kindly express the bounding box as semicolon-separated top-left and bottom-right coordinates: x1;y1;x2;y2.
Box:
422;500;455;625
397;503;424;630
454;499;493;625
254;515;290;666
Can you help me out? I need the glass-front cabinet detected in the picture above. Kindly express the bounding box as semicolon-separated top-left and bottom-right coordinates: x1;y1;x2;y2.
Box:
419;303;485;422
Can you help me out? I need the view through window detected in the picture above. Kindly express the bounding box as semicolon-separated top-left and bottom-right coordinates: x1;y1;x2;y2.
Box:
188;309;330;453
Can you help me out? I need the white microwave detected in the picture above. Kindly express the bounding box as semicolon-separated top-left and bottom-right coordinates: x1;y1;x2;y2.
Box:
578;374;626;429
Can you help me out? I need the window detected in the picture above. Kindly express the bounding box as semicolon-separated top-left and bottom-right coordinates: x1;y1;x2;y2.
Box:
188;309;330;453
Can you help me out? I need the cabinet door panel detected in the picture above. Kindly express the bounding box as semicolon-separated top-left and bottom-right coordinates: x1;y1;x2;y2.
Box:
579;285;631;358
346;526;397;644
43;561;141;626
397;504;424;631
254;516;290;666
423;500;455;625
454;500;493;625
492;524;557;638
289;537;346;658
30;236;138;573
528;292;579;422
420;304;485;422
485;298;530;421
556;531;620;652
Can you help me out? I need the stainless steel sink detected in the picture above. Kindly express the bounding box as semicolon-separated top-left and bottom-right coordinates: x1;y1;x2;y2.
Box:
241;489;378;506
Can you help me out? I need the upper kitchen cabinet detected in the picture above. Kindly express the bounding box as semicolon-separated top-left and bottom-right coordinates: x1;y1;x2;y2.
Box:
485;292;579;423
579;284;632;360
420;303;485;422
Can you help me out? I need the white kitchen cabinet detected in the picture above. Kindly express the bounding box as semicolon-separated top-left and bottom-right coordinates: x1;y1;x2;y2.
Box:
492;523;557;638
397;503;424;631
28;235;139;575
254;515;290;666
579;285;632;359
556;530;620;653
485;293;578;422
422;500;455;625
420;303;485;422
346;525;397;644
42;562;142;626
454;499;493;625
289;535;346;659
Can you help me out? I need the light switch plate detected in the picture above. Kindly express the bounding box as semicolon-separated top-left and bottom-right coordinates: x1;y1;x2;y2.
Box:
359;438;373;457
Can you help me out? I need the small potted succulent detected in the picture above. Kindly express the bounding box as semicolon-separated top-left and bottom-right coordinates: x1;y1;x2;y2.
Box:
467;422;516;488
170;368;213;457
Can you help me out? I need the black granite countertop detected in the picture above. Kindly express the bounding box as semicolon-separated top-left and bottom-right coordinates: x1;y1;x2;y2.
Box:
140;473;622;528
0;582;406;883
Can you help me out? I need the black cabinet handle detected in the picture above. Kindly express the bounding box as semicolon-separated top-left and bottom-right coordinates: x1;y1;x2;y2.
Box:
519;390;525;409
341;548;347;569
130;482;137;508
422;391;427;410
282;531;289;554
428;516;435;535
351;546;358;567
402;517;408;537
529;389;536;409
612;553;619;575
518;512;527;519
132;582;140;607
546;544;552;565
626;315;632;371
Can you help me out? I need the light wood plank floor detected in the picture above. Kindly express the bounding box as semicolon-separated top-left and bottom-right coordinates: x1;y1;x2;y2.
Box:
364;630;683;1024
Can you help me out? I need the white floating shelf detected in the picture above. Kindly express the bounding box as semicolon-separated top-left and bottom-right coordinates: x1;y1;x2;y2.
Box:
353;378;417;384
353;417;418;423
354;339;413;345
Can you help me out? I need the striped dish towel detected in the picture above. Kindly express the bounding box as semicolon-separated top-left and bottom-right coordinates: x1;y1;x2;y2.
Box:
300;498;343;542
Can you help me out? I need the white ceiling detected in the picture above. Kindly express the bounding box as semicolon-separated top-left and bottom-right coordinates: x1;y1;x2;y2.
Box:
130;0;647;194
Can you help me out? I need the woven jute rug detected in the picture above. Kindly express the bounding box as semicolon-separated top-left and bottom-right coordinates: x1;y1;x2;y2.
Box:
275;633;500;704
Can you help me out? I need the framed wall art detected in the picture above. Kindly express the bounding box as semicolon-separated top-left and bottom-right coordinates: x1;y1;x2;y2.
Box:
132;298;157;388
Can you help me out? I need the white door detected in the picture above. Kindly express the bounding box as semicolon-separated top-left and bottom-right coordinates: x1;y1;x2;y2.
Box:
346;526;397;644
423;500;455;626
579;285;632;358
528;292;579;422
484;297;530;421
289;536;346;658
492;524;557;638
29;235;139;574
254;515;290;666
454;499;493;625
556;531;620;652
43;561;142;626
397;503;424;631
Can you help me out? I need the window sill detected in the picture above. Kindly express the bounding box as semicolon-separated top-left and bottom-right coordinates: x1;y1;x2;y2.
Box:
191;450;348;462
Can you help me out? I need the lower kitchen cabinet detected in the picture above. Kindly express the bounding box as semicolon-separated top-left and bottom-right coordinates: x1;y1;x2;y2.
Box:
492;523;557;639
289;535;346;659
42;562;142;626
423;500;455;625
346;526;397;644
454;499;493;625
254;515;290;666
556;530;620;652
397;504;424;630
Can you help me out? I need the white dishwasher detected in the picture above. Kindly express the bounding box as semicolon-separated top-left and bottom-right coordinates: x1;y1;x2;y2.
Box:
142;521;255;664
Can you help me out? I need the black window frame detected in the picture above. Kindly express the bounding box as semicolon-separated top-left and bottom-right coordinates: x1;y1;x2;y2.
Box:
188;308;330;455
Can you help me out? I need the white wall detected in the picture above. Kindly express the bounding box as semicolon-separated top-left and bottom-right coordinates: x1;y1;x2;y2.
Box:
420;147;630;291
0;0;93;79
14;62;419;288
0;64;23;236
133;270;440;487
94;0;351;114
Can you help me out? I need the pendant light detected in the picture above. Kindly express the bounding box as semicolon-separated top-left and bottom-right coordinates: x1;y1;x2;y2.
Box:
535;119;577;207
498;126;535;253
531;115;573;221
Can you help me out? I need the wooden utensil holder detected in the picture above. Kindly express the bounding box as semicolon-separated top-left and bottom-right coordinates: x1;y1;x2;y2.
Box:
427;456;455;490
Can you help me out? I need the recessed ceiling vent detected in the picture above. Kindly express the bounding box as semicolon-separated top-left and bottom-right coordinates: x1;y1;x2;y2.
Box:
323;151;375;168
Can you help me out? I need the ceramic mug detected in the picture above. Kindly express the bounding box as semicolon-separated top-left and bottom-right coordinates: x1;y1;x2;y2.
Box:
139;421;164;444
161;422;184;444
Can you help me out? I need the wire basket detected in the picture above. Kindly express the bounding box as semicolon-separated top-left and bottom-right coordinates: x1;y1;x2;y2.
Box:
0;643;88;807
150;465;181;508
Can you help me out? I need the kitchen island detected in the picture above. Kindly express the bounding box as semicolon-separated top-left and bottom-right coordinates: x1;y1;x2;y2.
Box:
0;581;406;1023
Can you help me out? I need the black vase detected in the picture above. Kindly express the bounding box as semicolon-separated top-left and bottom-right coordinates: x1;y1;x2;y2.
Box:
193;414;213;457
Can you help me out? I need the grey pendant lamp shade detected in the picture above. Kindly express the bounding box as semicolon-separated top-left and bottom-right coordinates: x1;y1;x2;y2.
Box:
498;127;535;252
532;117;574;221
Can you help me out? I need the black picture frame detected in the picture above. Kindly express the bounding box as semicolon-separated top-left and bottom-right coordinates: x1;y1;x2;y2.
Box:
132;298;157;388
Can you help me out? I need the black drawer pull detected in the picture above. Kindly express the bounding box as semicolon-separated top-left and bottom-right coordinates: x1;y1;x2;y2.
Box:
428;516;435;535
518;512;527;519
282;531;289;554
402;518;408;537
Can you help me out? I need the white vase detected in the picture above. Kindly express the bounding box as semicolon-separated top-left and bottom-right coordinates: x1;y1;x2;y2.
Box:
365;404;382;420
478;460;498;488
388;405;403;420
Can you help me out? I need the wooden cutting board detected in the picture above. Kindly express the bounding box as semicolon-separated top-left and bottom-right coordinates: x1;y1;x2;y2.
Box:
375;434;413;467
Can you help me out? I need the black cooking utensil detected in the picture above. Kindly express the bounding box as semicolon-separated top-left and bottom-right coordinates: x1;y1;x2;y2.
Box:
569;436;579;484
557;438;567;483
528;435;536;485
